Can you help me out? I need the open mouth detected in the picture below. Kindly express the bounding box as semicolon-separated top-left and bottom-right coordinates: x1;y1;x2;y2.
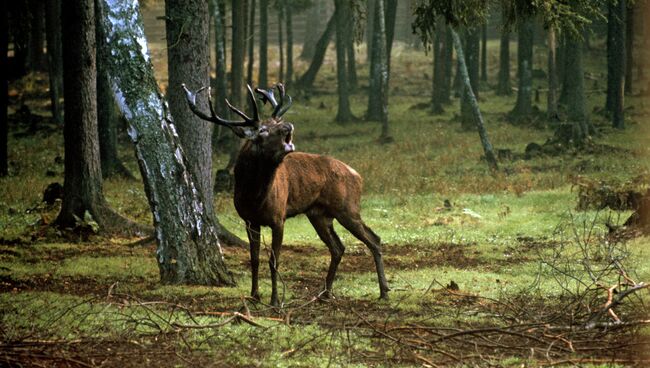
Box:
283;130;295;152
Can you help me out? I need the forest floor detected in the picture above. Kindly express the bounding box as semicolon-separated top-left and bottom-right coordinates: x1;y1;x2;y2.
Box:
2;10;650;366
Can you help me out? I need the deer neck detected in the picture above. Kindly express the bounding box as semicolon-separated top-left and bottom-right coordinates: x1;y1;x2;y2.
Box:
234;149;283;205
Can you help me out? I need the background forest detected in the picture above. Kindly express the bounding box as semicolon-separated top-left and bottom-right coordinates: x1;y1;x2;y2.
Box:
1;0;650;366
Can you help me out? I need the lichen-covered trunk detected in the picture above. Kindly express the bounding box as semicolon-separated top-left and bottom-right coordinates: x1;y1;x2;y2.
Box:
98;0;234;286
460;27;480;131
45;0;63;126
511;18;533;119
451;29;498;172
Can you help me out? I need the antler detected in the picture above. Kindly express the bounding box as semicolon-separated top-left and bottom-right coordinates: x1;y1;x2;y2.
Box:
255;83;293;119
181;84;260;128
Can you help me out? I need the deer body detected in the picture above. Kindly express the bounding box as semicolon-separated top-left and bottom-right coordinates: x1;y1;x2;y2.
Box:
182;83;389;306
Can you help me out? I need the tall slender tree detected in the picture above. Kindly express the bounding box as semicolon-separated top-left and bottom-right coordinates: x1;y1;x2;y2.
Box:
431;17;447;114
345;9;357;92
510;18;533;120
334;0;354;122
0;0;7;177
246;0;256;85
562;34;592;144
460;27;480;130
278;2;284;82
285;0;294;84
259;0;269;88
606;0;626;128
496;25;511;95
45;0;63;125
624;4;633;95
56;0;139;234
295;14;335;90
28;0;45;71
547;26;559;120
375;0;391;142
367;0;397;121
480;22;487;82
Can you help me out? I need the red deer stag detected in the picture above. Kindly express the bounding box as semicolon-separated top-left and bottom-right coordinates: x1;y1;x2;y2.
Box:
181;83;389;306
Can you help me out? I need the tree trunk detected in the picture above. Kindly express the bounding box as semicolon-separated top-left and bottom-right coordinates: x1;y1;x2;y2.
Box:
0;0;7;177
28;0;45;71
510;18;533;120
295;14;335;90
96;1;133;180
561;35;592;145
451;29;498;172
211;0;228;119
375;0;391;142
45;0;63;126
480;22;487;82
431;17;446;114
285;1;293;84
625;4;633;95
547;26;559;120
231;0;246;106
345;9;357;92
299;2;323;60
98;0;235;285
385;0;397;71
334;0;354;122
259;0;269;88
441;26;453;103
11;2;30;77
56;0;141;235
366;0;375;63
278;3;284;82
246;0;256;85
367;0;396;122
166;0;216;218
496;27;511;95
461;27;480;130
607;0;626;129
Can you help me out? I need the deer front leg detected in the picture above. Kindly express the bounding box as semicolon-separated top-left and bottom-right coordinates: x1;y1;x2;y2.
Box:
246;223;261;301
269;224;284;307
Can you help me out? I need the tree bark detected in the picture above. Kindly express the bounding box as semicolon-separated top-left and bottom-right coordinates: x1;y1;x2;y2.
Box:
561;35;592;145
345;9;357;92
496;27;511;95
367;0;396;122
246;0;256;85
259;0;269;88
461;27;480;130
278;3;284;82
28;0;45;71
547;26;559;120
451;29;498;172
285;0;293;84
295;14;335;90
441;26;453;103
625;4;633;95
231;0;246;106
45;0;63;126
431;17;446;114
510;18;533;120
96;1;133;180
334;0;354;122
0;0;7;177
211;0;228;119
607;0;626;129
56;0;140;235
375;0;391;142
480;22;487;82
99;0;235;285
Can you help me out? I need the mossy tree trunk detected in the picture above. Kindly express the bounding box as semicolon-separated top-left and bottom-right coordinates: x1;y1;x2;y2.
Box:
451;29;498;172
98;0;235;285
45;0;63;126
496;27;511;95
295;14;335;90
56;0;140;235
510;18;533;120
460;27;480;131
334;0;354;122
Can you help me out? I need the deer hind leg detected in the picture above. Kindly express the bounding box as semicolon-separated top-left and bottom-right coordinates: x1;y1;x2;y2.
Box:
308;215;345;298
337;216;390;299
269;224;284;307
246;223;261;301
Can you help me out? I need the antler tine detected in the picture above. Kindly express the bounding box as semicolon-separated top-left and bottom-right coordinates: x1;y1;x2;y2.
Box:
246;85;260;123
276;95;293;118
225;98;258;127
254;87;279;108
181;83;254;127
272;83;292;118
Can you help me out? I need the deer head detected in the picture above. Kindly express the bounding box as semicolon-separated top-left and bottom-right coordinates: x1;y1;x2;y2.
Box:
181;83;295;163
